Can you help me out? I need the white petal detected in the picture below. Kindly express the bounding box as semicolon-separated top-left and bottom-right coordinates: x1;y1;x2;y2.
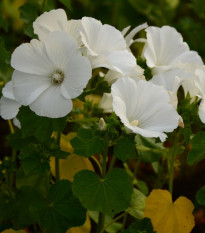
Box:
11;39;53;75
105;65;144;85
150;69;182;93
98;93;113;113
143;26;203;72
105;50;137;74
124;22;148;47
199;98;205;123
182;78;200;98
194;66;205;96
80;17;102;56
61;54;92;99
29;85;73;118
12;70;51;105
44;31;78;70
80;17;126;56
2;81;15;100
13;118;21;128
0;96;21;120
168;91;178;110
96;24;126;52
112;78;180;142
64;20;82;46
121;26;131;36
33;9;68;40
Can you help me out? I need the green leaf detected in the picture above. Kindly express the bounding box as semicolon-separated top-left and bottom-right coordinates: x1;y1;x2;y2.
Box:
0;37;10;71
114;136;137;162
58;0;72;10
135;135;164;163
0;192;16;225
196;185;205;206
126;188;146;219
120;218;155;233
16;167;49;198
72;168;133;216
19;144;50;175
136;180;149;196
187;132;205;165
7;130;37;150
19;2;38;23
19;2;38;38
0;14;8;32
14;186;44;228
71;128;105;157
88;211;122;233
30;180;86;233
17;107;66;142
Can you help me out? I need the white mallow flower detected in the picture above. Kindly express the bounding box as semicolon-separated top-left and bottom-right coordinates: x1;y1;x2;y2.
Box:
180;63;203;98
194;66;205;123
0;81;21;120
150;71;181;110
142;26;203;74
111;78;180;142
105;65;145;85
80;17;137;74
121;22;148;47
98;93;113;113
11;31;92;118
150;71;185;127
33;9;82;45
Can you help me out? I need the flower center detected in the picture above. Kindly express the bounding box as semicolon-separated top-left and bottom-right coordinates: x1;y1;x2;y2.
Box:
50;70;64;84
130;120;139;126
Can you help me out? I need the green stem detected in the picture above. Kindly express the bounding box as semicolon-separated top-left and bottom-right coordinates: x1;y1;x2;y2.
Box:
7;120;16;190
96;147;108;233
121;213;128;231
108;155;116;173
168;132;179;195
55;132;61;182
169;152;176;195
100;212;126;233
41;0;48;12
8;120;14;134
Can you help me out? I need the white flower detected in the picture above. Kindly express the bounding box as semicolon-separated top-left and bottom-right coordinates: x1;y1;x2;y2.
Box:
33;9;82;45
105;65;145;85
122;22;148;47
150;70;185;127
98;93;113;113
194;66;205;123
142;26;203;74
111;78;180;142
180;63;203;98
11;31;92;118
80;17;137;74
0;81;21;120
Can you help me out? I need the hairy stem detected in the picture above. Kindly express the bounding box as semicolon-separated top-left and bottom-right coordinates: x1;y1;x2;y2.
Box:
96;147;108;233
55;132;61;182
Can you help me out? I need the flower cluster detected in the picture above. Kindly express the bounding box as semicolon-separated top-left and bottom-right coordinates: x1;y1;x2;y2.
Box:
1;8;205;142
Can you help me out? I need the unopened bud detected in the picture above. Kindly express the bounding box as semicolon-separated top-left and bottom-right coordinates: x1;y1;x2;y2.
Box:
178;116;184;128
98;118;106;130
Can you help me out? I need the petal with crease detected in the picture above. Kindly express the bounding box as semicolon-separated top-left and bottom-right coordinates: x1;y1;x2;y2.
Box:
29;85;73;118
12;70;51;105
0;96;21;120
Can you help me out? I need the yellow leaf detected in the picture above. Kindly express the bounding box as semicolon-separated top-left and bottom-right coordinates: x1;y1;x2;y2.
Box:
66;213;91;233
144;189;195;233
51;133;94;181
2;230;27;233
2;0;26;29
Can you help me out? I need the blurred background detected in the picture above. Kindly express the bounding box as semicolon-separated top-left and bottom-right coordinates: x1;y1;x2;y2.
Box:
0;0;205;232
